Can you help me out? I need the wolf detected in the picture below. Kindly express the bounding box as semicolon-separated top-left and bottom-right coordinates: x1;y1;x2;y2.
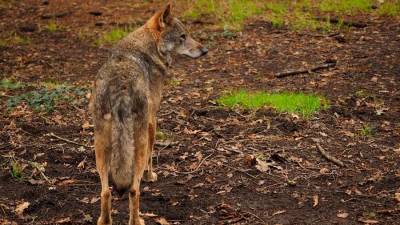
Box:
90;2;208;225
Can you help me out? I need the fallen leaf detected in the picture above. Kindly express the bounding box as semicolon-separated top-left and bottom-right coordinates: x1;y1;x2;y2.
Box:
57;179;76;186
56;217;71;224
272;210;286;216
337;212;349;218
313;195;319;207
255;158;269;172
155;217;170;225
140;212;158;218
395;193;400;203
83;214;93;223
15;202;30;216
359;219;379;224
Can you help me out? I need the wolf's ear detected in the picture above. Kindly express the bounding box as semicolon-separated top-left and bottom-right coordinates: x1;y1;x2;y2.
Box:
159;3;173;28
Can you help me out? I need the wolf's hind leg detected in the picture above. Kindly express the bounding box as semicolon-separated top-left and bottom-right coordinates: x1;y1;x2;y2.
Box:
129;132;148;225
143;115;157;182
95;120;112;225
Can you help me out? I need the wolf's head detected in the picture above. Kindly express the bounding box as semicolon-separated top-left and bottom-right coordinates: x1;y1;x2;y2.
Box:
147;3;208;59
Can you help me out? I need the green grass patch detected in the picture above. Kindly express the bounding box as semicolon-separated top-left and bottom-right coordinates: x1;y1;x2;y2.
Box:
0;79;24;90
183;0;399;32
184;0;218;19
319;0;373;14
378;1;400;16
217;90;328;117
184;0;263;30
95;26;134;46
264;2;288;27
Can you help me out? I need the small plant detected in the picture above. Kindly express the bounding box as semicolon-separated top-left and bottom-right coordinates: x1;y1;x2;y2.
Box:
96;27;134;46
0;79;24;90
45;21;60;32
359;124;374;136
7;84;87;112
169;78;181;87
11;161;23;180
217;90;328;117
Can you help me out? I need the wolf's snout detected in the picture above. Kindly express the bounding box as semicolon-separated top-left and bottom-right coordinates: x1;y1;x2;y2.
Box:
200;47;208;56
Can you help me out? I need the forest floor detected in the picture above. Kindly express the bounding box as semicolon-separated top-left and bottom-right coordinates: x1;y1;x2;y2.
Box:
0;1;399;225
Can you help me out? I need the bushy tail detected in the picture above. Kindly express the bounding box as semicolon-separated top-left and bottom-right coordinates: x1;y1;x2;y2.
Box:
110;96;135;194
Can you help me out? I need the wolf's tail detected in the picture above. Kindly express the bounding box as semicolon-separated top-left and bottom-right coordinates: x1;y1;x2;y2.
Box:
110;95;136;194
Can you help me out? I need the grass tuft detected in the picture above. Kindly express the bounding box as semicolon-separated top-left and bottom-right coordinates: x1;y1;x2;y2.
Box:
95;27;134;46
45;21;60;32
217;90;328;117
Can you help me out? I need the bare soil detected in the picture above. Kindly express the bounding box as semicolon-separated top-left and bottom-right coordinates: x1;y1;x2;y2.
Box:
1;1;399;225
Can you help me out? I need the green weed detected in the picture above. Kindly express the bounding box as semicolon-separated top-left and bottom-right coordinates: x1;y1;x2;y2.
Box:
217;90;328;117
95;27;134;46
359;124;374;136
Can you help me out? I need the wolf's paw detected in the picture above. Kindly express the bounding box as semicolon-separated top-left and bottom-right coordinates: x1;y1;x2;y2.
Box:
142;171;158;182
129;217;145;225
97;216;112;225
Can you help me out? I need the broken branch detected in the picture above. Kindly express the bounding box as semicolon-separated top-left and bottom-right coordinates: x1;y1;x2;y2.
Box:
48;132;91;148
315;143;345;167
276;61;337;78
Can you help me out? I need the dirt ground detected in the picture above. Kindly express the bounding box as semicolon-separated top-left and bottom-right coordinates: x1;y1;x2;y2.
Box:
1;1;399;225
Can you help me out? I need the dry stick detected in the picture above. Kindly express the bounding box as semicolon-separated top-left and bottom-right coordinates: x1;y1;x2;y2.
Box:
244;211;266;224
315;143;345;167
177;153;214;175
48;132;92;148
276;62;337;78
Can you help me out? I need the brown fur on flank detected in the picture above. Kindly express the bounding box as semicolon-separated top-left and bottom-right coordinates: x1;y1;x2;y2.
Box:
90;3;208;225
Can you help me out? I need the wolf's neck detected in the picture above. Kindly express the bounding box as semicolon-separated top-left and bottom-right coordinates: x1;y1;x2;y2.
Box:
114;29;169;76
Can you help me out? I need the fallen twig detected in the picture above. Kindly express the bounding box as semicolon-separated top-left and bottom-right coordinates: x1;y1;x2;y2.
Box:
276;60;337;78
315;143;345;167
48;132;91;148
177;153;214;174
244;211;266;224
